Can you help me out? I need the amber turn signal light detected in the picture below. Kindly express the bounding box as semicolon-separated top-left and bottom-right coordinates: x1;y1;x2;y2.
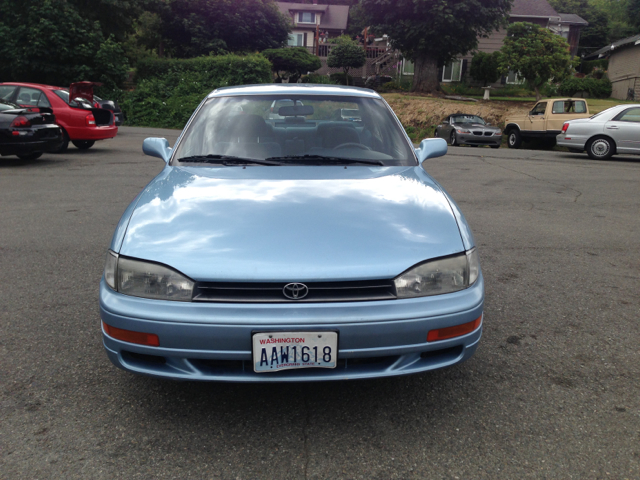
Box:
102;322;160;347
427;316;482;342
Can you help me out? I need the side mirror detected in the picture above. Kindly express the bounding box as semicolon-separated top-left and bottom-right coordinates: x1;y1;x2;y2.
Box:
442;120;449;125
143;137;172;163
415;138;447;164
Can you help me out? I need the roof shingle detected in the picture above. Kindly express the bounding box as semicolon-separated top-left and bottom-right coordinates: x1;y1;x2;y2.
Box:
510;0;560;18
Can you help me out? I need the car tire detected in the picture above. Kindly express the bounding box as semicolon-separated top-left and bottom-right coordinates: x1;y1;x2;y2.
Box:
450;131;457;146
568;148;583;153
72;140;95;150
507;129;522;149
586;136;615;160
17;152;43;160
51;130;70;154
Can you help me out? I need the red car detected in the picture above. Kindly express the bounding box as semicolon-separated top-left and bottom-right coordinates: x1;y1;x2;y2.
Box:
0;82;118;152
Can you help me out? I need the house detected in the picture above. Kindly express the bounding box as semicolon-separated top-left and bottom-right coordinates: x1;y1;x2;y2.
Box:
276;1;397;80
586;33;640;100
276;1;349;52
404;0;587;86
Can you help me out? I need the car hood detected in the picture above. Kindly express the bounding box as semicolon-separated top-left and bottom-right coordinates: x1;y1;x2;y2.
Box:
455;123;499;130
119;166;465;282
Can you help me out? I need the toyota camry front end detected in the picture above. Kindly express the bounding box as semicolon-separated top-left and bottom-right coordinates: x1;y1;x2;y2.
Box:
99;84;484;381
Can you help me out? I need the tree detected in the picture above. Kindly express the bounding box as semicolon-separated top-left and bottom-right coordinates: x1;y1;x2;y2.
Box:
628;0;640;28
68;0;156;42
262;48;322;82
0;0;128;87
469;51;502;87
548;0;609;54
359;0;512;93
327;36;366;85
159;0;291;58
499;22;572;101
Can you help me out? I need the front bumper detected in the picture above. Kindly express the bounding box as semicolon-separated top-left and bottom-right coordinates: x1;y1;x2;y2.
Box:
457;133;502;146
99;274;484;382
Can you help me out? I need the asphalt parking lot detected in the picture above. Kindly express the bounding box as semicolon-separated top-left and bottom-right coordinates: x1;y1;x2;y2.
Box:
1;127;639;479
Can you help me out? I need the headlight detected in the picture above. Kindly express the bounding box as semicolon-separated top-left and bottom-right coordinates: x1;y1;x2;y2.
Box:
394;249;480;299
456;128;470;134
493;131;502;136
103;251;194;301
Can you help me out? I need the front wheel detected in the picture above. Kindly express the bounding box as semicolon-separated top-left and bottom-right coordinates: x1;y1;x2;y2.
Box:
72;140;95;150
586;136;614;160
507;129;522;149
17;152;43;160
450;131;457;146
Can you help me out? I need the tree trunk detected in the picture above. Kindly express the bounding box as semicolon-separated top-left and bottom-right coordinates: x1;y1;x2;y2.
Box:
412;54;440;93
534;85;541;102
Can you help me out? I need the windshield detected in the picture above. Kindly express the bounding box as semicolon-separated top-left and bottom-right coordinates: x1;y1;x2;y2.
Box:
172;95;416;166
451;115;485;125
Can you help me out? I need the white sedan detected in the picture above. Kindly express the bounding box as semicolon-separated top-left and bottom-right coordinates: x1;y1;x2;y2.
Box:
557;104;640;160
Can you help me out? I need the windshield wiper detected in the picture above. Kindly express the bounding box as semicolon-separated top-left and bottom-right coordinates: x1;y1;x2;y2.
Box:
177;154;280;166
265;154;385;166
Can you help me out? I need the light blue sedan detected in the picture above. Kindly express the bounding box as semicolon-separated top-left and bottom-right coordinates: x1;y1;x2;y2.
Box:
100;84;484;381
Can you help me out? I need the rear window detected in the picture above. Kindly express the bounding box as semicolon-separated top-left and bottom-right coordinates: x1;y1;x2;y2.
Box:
0;85;16;100
53;89;92;109
173;94;416;166
552;100;587;114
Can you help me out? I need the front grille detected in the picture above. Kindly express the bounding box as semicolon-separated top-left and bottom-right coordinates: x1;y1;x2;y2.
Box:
473;131;483;136
192;279;397;303
484;131;494;136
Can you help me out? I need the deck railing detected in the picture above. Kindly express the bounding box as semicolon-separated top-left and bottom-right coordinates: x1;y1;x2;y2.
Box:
286;44;391;59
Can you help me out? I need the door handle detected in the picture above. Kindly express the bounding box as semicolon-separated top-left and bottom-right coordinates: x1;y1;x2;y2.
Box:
606;125;619;129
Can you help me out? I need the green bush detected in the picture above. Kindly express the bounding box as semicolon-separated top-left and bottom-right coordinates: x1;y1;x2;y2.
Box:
119;54;272;129
378;80;407;92
135;54;272;85
329;72;354;85
558;77;612;98
301;73;333;84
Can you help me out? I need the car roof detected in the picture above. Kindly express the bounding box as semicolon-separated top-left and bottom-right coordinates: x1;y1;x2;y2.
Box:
0;82;62;90
208;84;382;99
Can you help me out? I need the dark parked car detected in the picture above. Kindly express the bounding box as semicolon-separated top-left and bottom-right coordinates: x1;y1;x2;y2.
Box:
0;99;62;160
435;114;502;148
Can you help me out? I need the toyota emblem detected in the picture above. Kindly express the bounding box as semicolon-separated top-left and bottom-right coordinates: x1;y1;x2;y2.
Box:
283;283;309;300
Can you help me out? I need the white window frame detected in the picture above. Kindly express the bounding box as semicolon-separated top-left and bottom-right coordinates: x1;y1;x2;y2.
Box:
442;60;463;83
506;70;524;85
288;34;304;47
402;59;414;76
298;12;316;24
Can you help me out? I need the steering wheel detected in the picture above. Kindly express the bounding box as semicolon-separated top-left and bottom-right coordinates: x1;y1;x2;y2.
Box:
333;143;371;150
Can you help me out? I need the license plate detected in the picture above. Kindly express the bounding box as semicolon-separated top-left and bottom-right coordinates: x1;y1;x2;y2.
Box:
252;332;338;373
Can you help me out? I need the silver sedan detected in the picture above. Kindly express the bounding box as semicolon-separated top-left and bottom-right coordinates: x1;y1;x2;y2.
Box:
557;104;640;160
435;114;502;148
